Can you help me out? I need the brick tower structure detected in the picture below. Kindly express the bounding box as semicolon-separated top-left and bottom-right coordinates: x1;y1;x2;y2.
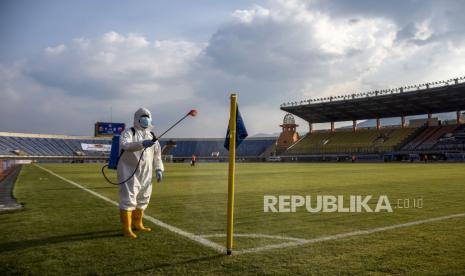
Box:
277;113;300;152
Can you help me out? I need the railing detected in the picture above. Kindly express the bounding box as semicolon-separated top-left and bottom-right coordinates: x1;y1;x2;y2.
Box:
287;144;396;155
281;76;465;107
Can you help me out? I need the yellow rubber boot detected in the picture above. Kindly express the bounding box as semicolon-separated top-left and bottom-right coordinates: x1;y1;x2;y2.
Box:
133;209;151;232
120;210;137;238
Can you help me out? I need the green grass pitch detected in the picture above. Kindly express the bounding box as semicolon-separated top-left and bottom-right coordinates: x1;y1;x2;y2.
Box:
1;162;465;275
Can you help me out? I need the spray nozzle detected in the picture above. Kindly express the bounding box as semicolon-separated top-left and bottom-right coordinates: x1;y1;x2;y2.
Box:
188;109;198;117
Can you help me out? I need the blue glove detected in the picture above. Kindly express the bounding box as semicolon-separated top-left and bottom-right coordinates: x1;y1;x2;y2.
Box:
156;169;163;183
142;140;154;148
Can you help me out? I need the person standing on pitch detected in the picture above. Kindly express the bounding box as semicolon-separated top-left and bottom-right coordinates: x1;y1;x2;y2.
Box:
118;107;164;238
191;154;197;166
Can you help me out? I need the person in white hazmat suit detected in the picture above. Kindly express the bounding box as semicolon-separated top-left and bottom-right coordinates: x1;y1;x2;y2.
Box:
118;107;164;238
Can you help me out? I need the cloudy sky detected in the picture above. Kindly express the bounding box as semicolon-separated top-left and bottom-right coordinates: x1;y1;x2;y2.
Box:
1;0;465;137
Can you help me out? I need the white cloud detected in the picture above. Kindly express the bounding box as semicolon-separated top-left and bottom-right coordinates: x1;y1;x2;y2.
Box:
34;31;202;101
0;32;205;136
2;1;465;137
414;20;433;41
45;44;66;55
102;31;125;44
194;0;465;132
232;5;270;23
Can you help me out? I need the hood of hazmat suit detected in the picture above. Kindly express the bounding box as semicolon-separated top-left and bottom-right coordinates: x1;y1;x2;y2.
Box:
117;107;164;211
134;107;152;130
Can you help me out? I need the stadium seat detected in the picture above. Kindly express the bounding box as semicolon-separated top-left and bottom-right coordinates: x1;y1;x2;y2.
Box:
285;127;418;155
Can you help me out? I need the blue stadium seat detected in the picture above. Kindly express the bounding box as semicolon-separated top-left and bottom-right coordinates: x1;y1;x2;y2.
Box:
166;138;275;157
0;135;275;158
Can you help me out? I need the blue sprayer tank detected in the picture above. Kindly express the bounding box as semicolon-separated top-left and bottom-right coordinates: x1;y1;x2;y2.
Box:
108;135;120;170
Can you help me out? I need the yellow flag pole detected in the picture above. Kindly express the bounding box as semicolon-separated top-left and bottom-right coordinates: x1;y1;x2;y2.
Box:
226;93;237;255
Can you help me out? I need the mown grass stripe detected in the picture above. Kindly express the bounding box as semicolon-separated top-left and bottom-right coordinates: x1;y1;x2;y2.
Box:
35;164;226;253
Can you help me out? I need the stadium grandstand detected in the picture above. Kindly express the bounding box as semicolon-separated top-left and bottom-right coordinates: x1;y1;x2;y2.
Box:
1;77;464;164
0;133;110;158
0;132;276;163
280;77;465;162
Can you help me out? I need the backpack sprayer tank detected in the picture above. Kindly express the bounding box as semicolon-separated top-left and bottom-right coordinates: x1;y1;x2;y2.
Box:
107;128;155;171
108;135;121;170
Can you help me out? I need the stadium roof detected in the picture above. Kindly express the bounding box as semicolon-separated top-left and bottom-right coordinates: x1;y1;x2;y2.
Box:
281;77;465;123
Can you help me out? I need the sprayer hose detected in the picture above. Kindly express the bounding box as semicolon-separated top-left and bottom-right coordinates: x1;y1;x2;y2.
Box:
101;148;147;185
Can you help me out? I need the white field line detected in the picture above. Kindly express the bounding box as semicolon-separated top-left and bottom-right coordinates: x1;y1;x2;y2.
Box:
234;212;465;255
200;233;308;243
35;165;225;253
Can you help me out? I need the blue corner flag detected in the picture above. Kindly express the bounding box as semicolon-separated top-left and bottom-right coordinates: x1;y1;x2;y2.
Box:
224;106;248;150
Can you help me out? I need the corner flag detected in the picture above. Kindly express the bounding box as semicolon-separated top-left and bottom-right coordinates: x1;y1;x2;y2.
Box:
224;93;248;256
224;106;248;150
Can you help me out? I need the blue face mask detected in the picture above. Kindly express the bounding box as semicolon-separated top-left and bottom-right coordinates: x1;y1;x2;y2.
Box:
139;117;151;128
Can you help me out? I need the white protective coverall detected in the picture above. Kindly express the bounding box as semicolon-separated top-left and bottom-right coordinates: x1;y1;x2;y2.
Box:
117;108;164;211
